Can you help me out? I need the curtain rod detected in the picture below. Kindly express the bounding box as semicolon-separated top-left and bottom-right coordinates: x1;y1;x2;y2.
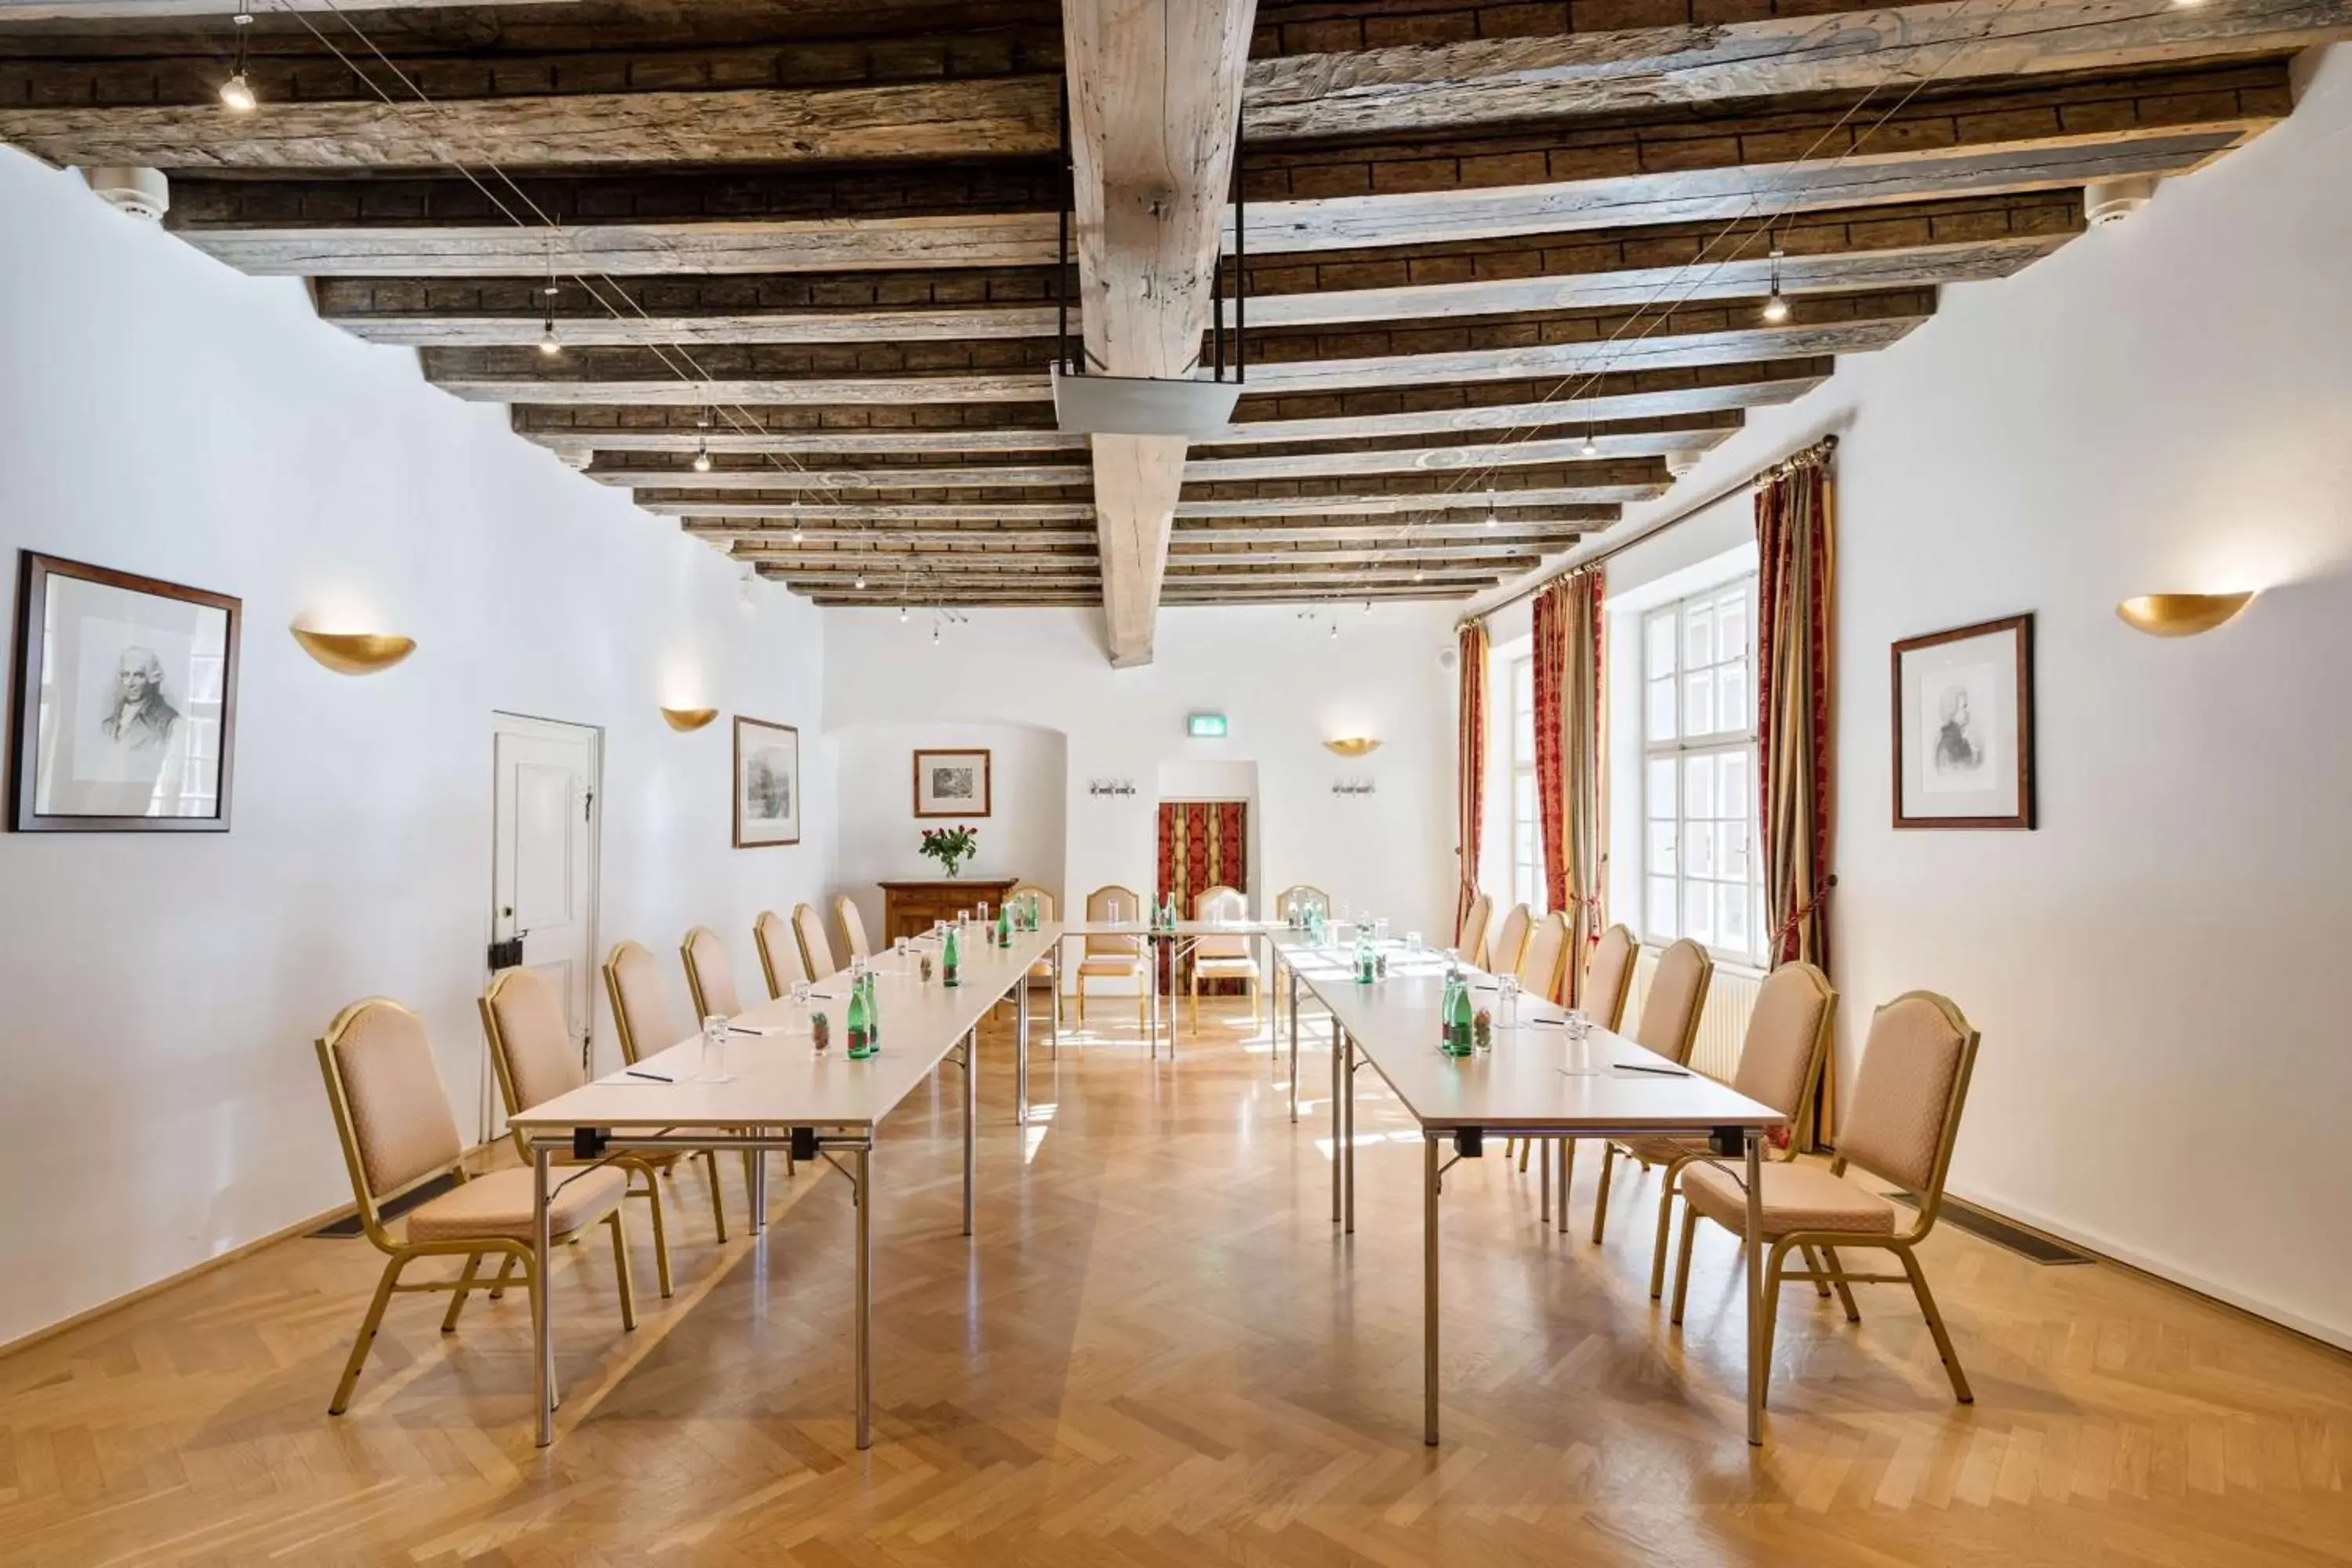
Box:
1458;432;1837;628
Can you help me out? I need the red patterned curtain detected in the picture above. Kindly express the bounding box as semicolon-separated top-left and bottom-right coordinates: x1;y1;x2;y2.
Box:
1534;568;1606;1002
1755;440;1838;1137
1156;800;1247;994
1455;618;1489;942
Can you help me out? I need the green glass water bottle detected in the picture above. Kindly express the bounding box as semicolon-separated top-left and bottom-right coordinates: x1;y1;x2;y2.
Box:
1355;925;1376;984
847;975;876;1058
862;968;880;1044
1443;967;1475;1057
942;925;961;988
997;905;1012;949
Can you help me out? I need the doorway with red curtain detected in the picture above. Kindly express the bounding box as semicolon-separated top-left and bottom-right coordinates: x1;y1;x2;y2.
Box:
1155;800;1247;996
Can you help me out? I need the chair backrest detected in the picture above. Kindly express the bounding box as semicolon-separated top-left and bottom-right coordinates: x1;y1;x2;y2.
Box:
1487;903;1532;977
1838;991;1980;1203
1584;924;1639;1030
1274;884;1328;922
480;967;587;1161
604;940;680;1066
1194;884;1250;958
1457;893;1494;969
1732;962;1838;1138
1085;884;1142;956
793;902;838;981
1516;909;1570;1003
834;894;872;962
681;926;741;1018
753;909;799;1000
1632;937;1713;1064
1007;882;1056;922
315;997;463;1233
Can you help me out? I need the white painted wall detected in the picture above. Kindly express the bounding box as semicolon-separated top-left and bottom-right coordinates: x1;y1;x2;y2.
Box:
1588;47;2352;1345
824;605;1458;978
830;720;1067;944
0;151;837;1348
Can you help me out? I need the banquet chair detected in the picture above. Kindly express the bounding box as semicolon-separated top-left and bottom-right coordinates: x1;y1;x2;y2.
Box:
314;996;633;1416
680;926;742;1020
834;895;873;964
1272;884;1328;923
481;967;677;1297
1486;903;1533;980
753;909;800;1000
1634;938;1713;1064
1189;884;1261;1033
793;902;839;982
1007;882;1062;1051
1456;893;1494;971
1076;884;1149;1030
1588;960;1833;1261
604;941;737;1240
1516;909;1571;1004
1584;924;1641;1031
1671;990;1981;1408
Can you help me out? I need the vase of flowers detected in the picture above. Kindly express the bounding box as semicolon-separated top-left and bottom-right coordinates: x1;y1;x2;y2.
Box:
919;824;979;879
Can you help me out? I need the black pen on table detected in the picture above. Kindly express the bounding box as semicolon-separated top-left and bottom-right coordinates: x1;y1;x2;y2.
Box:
625;1069;673;1083
1614;1061;1690;1077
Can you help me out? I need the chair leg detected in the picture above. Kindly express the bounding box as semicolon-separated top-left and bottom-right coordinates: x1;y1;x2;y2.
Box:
1516;1136;1530;1173
329;1254;408;1414
632;1163;673;1298
1669;1207;1699;1326
606;1212;637;1332
701;1150;729;1243
742;1151;758;1225
439;1253;485;1334
487;1251;518;1301
1799;1243;1834;1300
1590;1141;1618;1244
1759;1239;1795;1410
1189;975;1199;1033
1076;979;1086;1024
1821;1245;1863;1322
1896;1244;1973;1403
1650;1174;1679;1300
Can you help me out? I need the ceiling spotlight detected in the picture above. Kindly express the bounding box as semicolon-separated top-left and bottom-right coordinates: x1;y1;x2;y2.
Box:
691;445;713;474
1761;237;1791;324
538;318;561;356
220;13;256;112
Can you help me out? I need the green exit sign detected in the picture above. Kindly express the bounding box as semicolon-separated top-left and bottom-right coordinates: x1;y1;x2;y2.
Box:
1187;713;1228;739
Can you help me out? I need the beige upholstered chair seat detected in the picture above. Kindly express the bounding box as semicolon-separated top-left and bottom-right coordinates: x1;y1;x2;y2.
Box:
404;1164;630;1244
1193;955;1257;978
1615;1133;1711;1167
1679;1161;1896;1238
1079;955;1143;977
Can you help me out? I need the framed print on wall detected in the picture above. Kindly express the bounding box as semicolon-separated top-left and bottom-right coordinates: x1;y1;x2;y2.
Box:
732;717;800;848
8;552;241;833
913;748;992;819
1892;612;2035;830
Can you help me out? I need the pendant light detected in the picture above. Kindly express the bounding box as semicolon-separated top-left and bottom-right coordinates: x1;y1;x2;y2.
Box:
1761;230;1791;324
220;13;257;112
1581;427;1600;459
691;445;713;474
1485;486;1498;528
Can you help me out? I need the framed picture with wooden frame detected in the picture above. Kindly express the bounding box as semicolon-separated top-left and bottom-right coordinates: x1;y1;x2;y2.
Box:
731;716;800;848
1891;612;2036;830
8;551;241;833
913;748;992;819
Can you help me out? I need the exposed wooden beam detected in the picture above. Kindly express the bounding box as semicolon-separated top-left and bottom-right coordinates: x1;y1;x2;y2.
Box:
685;503;1618;532
695;514;1607;546
586;462;1092;491
536;426;1083;456
1185;423;1732;482
435;372;1048;406
1171;486;1662;518
1;0;559;13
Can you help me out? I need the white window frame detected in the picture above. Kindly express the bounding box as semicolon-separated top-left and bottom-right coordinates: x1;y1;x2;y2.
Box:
1639;576;1766;967
1508;654;1541;912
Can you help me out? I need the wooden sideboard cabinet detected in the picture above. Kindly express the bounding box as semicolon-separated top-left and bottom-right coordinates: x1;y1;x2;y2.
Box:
879;877;1021;946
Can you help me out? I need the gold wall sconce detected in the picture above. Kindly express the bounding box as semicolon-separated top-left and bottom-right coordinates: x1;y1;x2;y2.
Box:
660;707;719;732
1323;737;1382;757
2114;592;2256;638
289;626;416;675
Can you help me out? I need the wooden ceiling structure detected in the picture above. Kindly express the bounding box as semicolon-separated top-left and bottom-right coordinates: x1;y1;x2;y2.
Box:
3;0;2346;662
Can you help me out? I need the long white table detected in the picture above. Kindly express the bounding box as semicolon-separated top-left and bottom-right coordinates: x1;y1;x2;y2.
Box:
510;920;1062;1450
1272;931;1786;1446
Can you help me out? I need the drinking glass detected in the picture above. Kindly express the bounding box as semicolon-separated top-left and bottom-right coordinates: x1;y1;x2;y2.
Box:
894;936;912;968
1374;917;1391;945
698;1014;731;1082
1567;1007;1592;1040
978;901;991;923
1497;975;1521;1032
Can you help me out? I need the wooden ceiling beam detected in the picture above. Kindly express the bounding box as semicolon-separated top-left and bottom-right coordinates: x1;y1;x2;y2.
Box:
693;515;1604;546
586;462;1091;491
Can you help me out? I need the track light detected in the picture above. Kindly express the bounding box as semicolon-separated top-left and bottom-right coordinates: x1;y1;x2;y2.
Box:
1761;237;1790;324
220;13;256;112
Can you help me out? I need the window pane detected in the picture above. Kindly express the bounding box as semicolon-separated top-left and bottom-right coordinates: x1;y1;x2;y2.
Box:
1719;749;1749;822
1683;604;1714;669
1646;612;1676;677
1646;676;1675;741
1648;877;1679;938
1514;659;1533;709
1755;887;1769;960
1718;664;1746;735
1682;671;1713;736
1515;773;1535;822
1685;820;1714;878
1647;821;1677;876
1646;759;1677;820
1683;753;1714;818
1718;597;1748;663
1722;820;1748;880
1719;883;1750;953
1683;880;1715;945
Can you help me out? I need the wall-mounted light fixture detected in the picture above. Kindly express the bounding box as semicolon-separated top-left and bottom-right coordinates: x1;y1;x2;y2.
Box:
1323;737;1381;757
289;626;416;676
1087;779;1138;798
660;707;719;732
1330;778;1377;797
2114;592;2255;637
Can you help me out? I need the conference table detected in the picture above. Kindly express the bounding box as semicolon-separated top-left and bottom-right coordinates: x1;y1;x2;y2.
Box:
510;919;1062;1450
1272;931;1787;1446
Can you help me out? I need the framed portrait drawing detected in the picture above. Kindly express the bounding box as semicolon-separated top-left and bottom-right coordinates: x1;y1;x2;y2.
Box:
913;748;991;819
732;717;800;848
1892;612;2034;830
8;552;241;833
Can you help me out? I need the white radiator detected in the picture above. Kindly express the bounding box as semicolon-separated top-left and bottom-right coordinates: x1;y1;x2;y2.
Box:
1622;950;1762;1082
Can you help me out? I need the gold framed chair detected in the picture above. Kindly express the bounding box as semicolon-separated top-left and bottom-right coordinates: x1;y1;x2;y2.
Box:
1456;892;1494;971
1007;882;1062;1049
1583;924;1640;1031
314;996;633;1416
1671;990;1982;1409
680;926;742;1020
1486;903;1533;978
834;895;873;964
1076;884;1148;1030
753;909;800;1000
1516;909;1571;1004
1189;884;1261;1033
1587;960;1835;1257
604;941;738;1241
1273;884;1328;923
481;967;679;1298
1632;937;1714;1064
792;902;839;983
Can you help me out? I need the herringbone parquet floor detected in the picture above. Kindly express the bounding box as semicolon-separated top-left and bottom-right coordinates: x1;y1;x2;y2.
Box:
4;1004;2348;1566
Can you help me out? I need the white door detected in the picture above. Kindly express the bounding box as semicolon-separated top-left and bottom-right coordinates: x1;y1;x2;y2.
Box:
487;713;601;1141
